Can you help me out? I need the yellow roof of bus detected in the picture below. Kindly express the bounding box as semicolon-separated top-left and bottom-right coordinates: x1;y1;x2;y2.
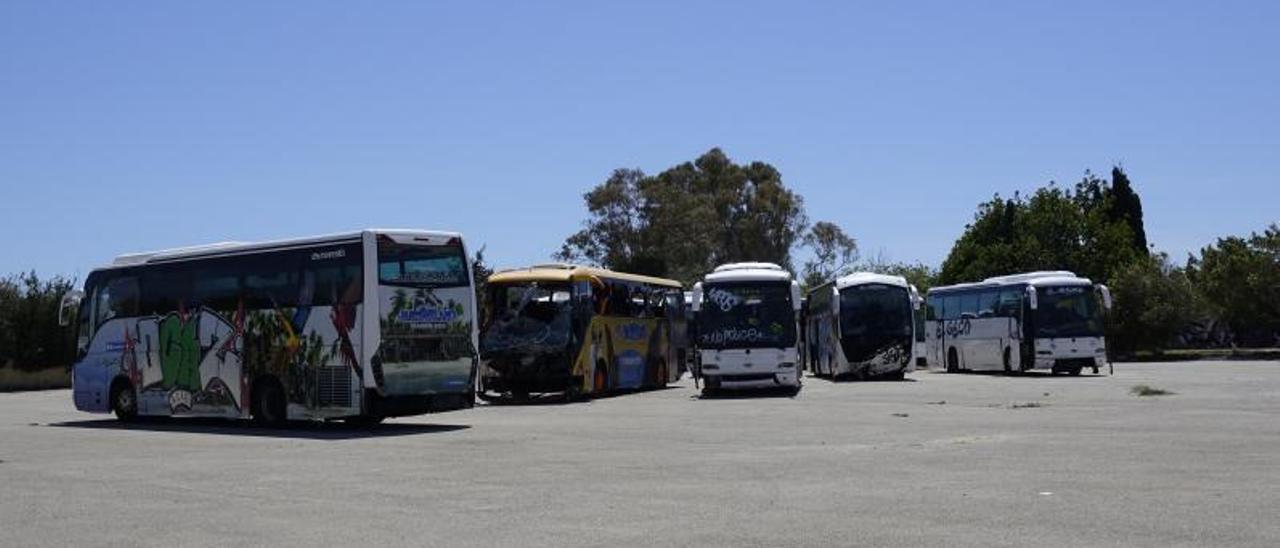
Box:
488;264;682;288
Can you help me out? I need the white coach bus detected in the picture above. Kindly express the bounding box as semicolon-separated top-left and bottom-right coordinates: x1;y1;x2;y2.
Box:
58;229;479;424
690;263;803;395
805;272;921;380
925;271;1112;375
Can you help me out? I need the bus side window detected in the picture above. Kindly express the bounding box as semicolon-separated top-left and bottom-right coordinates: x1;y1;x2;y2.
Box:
959;293;979;320
926;296;939;321
140;266;188;316
192;260;242;311
96;275;139;327
996;289;1021;318
942;295;960;320
977;290;997;318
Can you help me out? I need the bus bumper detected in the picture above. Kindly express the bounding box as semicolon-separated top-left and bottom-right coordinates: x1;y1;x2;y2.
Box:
364;389;474;417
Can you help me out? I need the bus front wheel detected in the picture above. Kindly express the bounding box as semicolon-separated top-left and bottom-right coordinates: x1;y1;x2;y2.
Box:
1003;348;1013;375
109;378;137;422
946;348;960;373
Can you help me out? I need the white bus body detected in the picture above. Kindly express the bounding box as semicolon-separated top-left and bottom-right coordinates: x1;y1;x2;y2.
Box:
805;272;921;380
925;271;1112;375
691;263;803;394
60;229;479;423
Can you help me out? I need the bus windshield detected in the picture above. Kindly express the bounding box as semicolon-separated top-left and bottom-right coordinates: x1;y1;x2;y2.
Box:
697;282;796;349
480;282;573;353
1034;285;1103;338
377;240;469;288
839;284;912;338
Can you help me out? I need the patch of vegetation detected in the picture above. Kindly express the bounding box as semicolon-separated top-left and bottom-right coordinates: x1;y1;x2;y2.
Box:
891;413;910;418
1008;402;1046;409
1130;384;1175;397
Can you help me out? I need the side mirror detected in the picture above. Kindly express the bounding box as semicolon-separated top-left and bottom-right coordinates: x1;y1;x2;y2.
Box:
1098;284;1113;311
830;287;840;316
690;283;703;313
791;281;803;312
1025;286;1038;310
58;290;84;327
909;285;922;311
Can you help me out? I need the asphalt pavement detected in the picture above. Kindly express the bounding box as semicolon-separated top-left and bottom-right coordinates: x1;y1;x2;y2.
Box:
1;361;1278;547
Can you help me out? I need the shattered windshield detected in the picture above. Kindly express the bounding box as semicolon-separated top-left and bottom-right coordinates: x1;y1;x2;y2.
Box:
480;282;573;353
696;282;796;349
1035;285;1103;338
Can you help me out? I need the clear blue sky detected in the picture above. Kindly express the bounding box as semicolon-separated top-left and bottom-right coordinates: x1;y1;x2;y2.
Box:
2;1;1277;281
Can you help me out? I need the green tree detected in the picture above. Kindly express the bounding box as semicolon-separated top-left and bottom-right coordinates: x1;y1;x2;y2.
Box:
0;272;76;372
1108;166;1149;256
1107;253;1201;355
800;221;858;288
939;169;1145;286
1188;224;1280;346
558;148;811;283
471;245;494;325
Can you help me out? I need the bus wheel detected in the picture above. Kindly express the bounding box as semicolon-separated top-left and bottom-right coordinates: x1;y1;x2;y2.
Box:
1003;348;1013;375
656;360;668;388
593;361;608;394
946;348;960;373
109;378;137;422
251;378;287;426
1069;366;1083;376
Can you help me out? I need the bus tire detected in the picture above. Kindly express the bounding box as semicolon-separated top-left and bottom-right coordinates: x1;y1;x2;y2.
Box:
946;348;960;373
251;377;287;427
109;377;137;422
656;359;668;388
1069;366;1083;376
1003;347;1013;375
593;360;609;395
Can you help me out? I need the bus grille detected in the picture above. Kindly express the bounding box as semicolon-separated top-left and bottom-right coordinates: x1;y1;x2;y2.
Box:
318;366;353;408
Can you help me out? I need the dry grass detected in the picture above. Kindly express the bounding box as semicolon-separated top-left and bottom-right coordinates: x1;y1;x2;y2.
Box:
1008;402;1046;409
0;366;70;392
1130;384;1175;397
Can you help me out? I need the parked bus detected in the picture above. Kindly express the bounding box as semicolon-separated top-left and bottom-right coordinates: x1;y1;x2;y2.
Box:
805;272;920;380
690;263;802;395
478;264;683;399
925;271;1113;375
57;229;478;424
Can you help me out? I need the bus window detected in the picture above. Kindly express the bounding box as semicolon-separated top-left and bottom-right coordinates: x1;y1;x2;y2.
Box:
140;267;188;316
959;293;979;319
192;262;241;310
996;289;1021;317
926;295;939;321
943;295;960;320
977;290;998;318
96;275;139;327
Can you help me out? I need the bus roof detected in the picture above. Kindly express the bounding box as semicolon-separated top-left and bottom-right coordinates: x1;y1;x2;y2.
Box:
488;263;682;288
703;262;793;283
106;228;462;269
929;270;1093;294
834;272;911;290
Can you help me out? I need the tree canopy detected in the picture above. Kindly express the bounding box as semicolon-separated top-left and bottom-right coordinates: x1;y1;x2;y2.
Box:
557;148;811;283
938;169;1146;286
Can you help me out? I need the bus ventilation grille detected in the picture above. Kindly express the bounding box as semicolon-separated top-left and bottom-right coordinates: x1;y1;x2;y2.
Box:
318;366;353;408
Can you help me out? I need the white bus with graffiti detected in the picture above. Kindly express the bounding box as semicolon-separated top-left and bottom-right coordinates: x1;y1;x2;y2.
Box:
690;263;803;395
58;229;479;424
805;272;921;380
925;271;1112;375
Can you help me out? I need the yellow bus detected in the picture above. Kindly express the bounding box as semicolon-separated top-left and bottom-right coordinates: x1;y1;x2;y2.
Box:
478;264;684;399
